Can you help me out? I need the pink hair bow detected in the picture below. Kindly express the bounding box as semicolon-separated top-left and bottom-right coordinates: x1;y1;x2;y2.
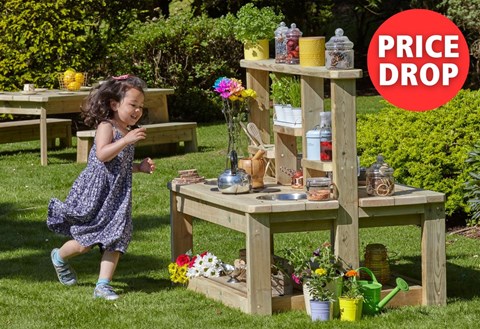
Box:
112;74;130;80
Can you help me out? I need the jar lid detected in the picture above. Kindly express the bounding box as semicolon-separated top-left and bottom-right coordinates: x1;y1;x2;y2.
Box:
306;177;331;188
366;155;394;175
275;22;288;37
286;23;303;38
326;28;354;50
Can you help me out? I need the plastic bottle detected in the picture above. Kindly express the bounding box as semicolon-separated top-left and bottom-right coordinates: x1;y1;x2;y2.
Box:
319;112;332;161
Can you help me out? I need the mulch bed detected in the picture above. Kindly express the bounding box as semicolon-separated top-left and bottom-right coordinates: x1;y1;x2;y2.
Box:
448;226;480;239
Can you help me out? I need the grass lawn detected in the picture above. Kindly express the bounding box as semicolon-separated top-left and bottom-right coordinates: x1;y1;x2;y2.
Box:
1;96;480;328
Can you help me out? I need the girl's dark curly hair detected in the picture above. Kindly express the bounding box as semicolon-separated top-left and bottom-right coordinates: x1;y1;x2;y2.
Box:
81;75;147;128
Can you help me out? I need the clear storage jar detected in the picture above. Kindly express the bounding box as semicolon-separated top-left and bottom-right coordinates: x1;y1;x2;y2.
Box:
325;28;354;70
306;177;335;201
274;22;289;63
285;23;302;64
366;155;395;196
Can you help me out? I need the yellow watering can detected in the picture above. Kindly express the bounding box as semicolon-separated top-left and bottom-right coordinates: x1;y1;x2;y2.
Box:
355;267;409;315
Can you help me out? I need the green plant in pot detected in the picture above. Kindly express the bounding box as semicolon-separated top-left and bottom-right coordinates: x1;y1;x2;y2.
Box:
231;4;284;60
285;76;302;125
270;73;290;122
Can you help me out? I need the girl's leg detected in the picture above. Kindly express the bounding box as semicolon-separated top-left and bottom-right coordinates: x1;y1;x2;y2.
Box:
58;239;92;260
51;240;91;286
99;250;121;281
93;250;121;300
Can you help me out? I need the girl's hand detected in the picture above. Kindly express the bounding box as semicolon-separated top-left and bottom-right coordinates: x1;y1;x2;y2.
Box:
138;157;155;174
124;127;147;145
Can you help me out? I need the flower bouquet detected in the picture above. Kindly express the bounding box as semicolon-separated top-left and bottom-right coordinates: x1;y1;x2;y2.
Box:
168;250;226;285
213;77;257;164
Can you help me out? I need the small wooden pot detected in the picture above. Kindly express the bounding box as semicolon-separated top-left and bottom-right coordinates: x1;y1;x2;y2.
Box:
238;158;266;189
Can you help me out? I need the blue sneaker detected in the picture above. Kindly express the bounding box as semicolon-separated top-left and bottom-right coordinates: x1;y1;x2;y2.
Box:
93;284;119;300
50;248;77;286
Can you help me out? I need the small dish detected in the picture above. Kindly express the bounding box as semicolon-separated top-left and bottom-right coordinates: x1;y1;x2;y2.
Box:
20;91;37;95
58;91;74;95
35;88;47;92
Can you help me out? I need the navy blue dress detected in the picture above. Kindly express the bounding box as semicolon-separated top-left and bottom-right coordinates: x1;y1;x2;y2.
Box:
47;123;134;253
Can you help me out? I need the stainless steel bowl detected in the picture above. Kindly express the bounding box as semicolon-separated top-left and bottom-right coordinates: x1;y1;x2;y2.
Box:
256;193;307;201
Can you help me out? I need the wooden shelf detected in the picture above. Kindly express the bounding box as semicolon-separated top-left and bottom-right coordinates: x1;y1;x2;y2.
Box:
188;275;423;313
240;59;363;79
273;124;303;136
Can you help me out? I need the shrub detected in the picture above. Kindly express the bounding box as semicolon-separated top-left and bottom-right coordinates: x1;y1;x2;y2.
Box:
357;89;480;216
464;143;480;226
0;0;151;91
106;11;243;122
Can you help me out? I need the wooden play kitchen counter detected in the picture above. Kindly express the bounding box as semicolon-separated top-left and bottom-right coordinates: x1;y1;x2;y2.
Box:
169;181;446;315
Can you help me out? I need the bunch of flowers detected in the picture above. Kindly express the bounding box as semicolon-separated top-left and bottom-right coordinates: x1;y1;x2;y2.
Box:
168;250;225;284
341;268;364;300
186;251;224;279
213;77;257;160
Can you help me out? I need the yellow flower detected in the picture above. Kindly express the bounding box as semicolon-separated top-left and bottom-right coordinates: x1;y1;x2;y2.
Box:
315;268;327;276
241;88;257;99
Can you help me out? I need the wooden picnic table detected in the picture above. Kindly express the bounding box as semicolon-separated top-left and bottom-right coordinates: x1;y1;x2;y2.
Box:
169;181;446;315
0;88;174;165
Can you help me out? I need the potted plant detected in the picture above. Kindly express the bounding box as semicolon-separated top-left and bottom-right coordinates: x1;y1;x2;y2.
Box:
305;269;335;321
270;74;302;126
287;76;302;125
282;242;343;318
339;268;364;321
231;4;284;60
270;73;289;122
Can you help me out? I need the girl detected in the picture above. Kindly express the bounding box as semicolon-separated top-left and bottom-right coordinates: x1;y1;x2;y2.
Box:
47;75;155;300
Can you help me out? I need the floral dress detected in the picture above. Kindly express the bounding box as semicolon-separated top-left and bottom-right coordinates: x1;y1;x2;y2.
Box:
47;123;134;253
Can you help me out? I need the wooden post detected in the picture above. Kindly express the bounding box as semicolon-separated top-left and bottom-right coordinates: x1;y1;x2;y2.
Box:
421;202;446;305
40;107;48;166
245;68;270;144
331;79;359;268
246;213;272;315
169;188;193;261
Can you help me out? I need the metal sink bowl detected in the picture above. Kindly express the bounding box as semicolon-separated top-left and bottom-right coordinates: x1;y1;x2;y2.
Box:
256;192;307;201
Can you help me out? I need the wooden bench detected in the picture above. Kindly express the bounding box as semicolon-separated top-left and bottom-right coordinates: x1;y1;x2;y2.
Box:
0;118;72;148
76;122;198;163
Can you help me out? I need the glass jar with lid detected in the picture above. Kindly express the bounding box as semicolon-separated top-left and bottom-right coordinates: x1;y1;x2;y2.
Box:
285;23;302;64
366;155;395;196
306;177;336;201
325;28;354;69
274;22;289;63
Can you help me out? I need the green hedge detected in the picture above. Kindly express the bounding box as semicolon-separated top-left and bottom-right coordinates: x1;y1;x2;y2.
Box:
357;89;480;216
105;11;243;122
0;0;151;91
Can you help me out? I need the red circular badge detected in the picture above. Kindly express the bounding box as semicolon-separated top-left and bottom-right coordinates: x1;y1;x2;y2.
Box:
367;9;469;111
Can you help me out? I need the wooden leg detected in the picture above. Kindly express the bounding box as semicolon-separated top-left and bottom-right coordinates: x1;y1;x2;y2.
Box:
170;189;193;261
246;213;272;315
184;131;198;153
421;203;447;305
40;109;48;166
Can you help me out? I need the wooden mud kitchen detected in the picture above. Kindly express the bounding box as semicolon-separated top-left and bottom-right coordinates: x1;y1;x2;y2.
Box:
169;59;446;315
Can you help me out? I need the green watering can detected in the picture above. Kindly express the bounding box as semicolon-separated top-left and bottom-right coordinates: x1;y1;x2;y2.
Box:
355;267;409;315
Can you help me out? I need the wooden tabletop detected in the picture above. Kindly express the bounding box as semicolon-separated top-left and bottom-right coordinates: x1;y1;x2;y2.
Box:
170;180;445;214
0;88;174;102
